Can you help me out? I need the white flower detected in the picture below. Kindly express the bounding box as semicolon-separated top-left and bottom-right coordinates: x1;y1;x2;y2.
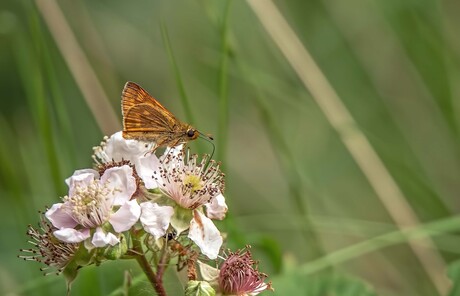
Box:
138;147;227;259
93;131;153;163
152;147;225;210
46;165;141;247
92;131;157;188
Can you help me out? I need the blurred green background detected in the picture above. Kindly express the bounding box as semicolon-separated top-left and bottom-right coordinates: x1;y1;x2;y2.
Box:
2;0;460;295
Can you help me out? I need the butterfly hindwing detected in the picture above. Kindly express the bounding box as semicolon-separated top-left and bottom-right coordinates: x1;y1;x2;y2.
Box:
123;103;177;133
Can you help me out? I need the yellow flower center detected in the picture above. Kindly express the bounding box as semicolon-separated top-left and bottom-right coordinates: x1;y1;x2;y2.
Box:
183;175;203;193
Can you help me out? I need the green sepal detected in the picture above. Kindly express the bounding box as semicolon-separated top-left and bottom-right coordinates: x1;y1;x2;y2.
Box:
62;259;79;293
62;244;94;294
171;206;193;234
104;234;128;260
73;243;95;266
148;188;163;195
185;280;216;296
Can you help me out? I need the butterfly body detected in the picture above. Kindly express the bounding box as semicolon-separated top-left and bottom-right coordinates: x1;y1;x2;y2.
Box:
121;82;201;149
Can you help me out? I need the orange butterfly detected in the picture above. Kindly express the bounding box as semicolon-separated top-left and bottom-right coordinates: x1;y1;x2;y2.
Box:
121;82;213;150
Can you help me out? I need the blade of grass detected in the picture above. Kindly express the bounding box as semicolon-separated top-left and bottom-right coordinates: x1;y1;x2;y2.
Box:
13;10;63;194
322;0;460;214
246;0;449;293
216;0;232;163
0;116;25;207
237;61;325;259
160;22;195;126
299;215;460;275
34;0;120;135
34;7;76;169
200;0;325;259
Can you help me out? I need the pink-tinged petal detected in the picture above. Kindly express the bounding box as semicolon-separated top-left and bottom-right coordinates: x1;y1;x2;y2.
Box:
45;203;78;229
140;202;174;239
188;210;223;259
92;227;120;247
109;200;141;232
100;165;136;205
205;193;228;220
54;228;90;243
66;169;99;196
137;153;161;189
104;131;153;162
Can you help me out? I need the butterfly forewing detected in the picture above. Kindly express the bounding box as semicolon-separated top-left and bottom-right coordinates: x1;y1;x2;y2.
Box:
121;82;171;118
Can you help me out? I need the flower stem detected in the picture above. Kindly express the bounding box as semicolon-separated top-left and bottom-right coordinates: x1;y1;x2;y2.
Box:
156;241;169;280
132;232;167;296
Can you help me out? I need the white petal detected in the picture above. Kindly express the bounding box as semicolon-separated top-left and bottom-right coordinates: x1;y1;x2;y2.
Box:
137;153;161;189
45;203;78;229
65;169;99;196
163;144;184;156
92;227;120;247
104;131;153;162
109;200;141;232
188;210;222;259
140;202;174;239
197;260;219;283
54;228;90;243
100;165;136;205
249;282;270;295
205;193;228;220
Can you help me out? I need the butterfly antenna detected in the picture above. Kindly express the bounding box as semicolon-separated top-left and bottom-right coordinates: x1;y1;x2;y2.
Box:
198;132;215;160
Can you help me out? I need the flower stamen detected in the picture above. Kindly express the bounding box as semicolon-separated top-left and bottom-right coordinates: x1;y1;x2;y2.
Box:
19;212;79;275
62;180;113;228
153;149;225;210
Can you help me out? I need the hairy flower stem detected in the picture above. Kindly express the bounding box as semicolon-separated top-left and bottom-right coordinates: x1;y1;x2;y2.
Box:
157;243;169;280
132;232;166;296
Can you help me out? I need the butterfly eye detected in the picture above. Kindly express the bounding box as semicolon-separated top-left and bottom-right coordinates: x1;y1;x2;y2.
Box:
187;129;196;138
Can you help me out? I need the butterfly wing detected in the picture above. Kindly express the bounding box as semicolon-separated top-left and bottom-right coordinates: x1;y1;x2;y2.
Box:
121;81;172;118
121;81;194;148
123;103;177;132
123;103;189;146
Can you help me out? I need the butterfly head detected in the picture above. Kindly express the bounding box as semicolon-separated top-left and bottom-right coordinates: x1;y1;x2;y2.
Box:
186;128;200;140
186;128;214;141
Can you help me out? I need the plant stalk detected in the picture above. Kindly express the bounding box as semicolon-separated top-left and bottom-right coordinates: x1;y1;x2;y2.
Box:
132;232;167;296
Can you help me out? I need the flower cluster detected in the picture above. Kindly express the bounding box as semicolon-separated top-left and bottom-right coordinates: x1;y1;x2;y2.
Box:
20;131;272;295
